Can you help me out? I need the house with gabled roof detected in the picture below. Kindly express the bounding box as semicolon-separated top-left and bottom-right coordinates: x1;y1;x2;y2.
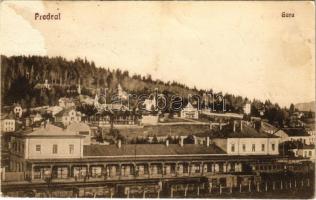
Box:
181;102;199;119
54;108;82;126
274;128;312;145
291;144;315;162
210;121;280;156
1;112;16;133
9;123;85;175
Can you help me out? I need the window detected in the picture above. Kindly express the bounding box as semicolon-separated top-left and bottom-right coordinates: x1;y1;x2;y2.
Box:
242;144;246;152
261;144;265;152
171;165;176;174
309;151;312;156
53;144;58;154
231;144;235;152
252;144;256;152
304;151;307;157
272;144;275;151
195;165;200;173
207;164;212;173
230;163;235;172
219;163;223;172
69;144;74;154
36;145;41;152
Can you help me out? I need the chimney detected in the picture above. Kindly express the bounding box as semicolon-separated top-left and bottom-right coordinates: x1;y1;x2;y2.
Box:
179;137;184;147
166;139;169;147
206;137;210;147
233;121;236;132
117;139;122;148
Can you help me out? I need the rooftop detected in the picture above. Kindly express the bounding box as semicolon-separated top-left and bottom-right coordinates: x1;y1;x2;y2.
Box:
300;144;315;149
67;122;90;132
83;143;226;157
209;123;279;138
261;121;278;132
55;108;80;117
281;128;310;137
15;124;83;138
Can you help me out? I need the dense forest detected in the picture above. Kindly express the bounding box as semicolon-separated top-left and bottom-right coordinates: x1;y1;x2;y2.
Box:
0;55;300;127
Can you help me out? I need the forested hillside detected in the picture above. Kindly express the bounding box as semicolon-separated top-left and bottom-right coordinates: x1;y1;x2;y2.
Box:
1;55;292;126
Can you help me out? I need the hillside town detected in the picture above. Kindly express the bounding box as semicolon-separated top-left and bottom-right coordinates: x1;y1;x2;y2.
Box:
1;78;315;198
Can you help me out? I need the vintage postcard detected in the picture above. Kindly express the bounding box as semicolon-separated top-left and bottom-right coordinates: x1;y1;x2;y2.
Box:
0;0;315;198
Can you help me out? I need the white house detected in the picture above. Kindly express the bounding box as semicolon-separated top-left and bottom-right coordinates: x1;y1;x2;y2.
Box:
1;118;15;132
13;104;23;118
243;103;251;115
274;128;312;144
54;108;82;126
143;95;156;112
117;84;128;100
211;121;280;156
181;102;199;119
291;144;315;162
9;124;84;174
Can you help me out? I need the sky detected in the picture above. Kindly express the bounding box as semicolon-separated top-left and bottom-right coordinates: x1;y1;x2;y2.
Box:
0;1;315;107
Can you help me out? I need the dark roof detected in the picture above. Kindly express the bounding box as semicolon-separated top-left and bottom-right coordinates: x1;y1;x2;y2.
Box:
13;124;84;138
282;128;310;137
83;143;226;157
55;108;80;117
209;123;279;138
300;144;315;149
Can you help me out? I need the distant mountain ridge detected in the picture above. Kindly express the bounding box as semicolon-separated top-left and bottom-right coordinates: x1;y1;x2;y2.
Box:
295;101;315;112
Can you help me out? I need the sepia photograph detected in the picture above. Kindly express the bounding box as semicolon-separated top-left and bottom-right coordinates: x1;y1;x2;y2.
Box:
0;1;315;198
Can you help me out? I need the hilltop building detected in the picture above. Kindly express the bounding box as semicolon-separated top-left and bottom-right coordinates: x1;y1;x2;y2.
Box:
117;84;128;100
143;95;156;112
274;128;313;145
1;114;16;133
13;104;23;118
54;108;82;126
181;102;199;119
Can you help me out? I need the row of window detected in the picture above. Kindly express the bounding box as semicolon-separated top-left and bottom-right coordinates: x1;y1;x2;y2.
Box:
12;140;24;154
303;150;313;157
32;163;242;180
231;143;276;152
10;160;24;172
64;117;80;121
35;144;74;154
